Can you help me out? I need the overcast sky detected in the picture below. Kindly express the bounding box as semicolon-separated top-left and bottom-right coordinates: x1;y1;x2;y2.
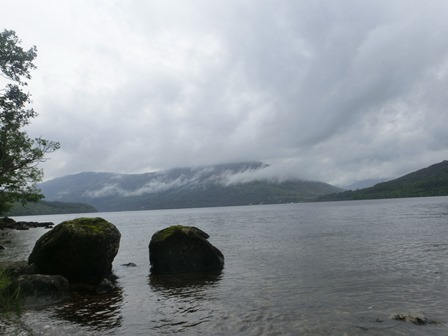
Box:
2;0;448;186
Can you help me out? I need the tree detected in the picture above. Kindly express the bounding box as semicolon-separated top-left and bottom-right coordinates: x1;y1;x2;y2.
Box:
0;29;60;214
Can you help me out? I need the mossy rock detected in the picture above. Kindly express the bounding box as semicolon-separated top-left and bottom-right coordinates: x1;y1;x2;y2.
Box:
28;217;121;282
149;225;224;274
151;225;210;243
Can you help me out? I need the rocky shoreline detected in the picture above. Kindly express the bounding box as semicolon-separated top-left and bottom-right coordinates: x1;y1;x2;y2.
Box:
1;217;54;251
0;217;54;231
1;217;121;317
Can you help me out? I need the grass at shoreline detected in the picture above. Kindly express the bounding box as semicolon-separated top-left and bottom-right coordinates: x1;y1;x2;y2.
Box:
0;268;22;314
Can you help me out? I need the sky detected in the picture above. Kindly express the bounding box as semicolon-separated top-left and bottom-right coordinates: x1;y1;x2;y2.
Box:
2;0;448;186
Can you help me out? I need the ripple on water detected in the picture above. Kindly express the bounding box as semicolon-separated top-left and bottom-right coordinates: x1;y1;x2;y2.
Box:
3;199;448;335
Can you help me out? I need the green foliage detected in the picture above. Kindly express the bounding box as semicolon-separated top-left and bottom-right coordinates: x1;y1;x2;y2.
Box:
0;29;60;214
0;268;22;314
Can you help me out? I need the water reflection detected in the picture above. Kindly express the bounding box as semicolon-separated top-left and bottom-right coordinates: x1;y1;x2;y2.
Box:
148;271;223;333
149;270;222;297
51;286;123;331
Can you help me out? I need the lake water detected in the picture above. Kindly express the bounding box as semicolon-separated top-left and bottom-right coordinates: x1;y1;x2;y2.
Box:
2;197;448;335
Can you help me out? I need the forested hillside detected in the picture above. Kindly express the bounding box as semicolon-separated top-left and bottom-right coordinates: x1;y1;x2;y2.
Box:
318;160;448;201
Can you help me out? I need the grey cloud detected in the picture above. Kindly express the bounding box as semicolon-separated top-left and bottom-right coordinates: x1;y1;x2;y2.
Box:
3;0;448;185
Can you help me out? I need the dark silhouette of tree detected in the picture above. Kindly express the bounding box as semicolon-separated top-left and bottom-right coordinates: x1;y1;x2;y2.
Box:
0;29;60;214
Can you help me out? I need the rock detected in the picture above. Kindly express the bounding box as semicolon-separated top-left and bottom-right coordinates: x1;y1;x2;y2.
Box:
95;278;115;294
0;217;16;228
122;262;137;267
0;217;55;230
0;261;37;277
390;312;438;325
13;274;69;308
28;217;121;282
149;225;224;274
16;221;55;229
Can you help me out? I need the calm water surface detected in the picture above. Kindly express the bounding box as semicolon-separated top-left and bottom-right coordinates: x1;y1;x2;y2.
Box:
2;197;448;335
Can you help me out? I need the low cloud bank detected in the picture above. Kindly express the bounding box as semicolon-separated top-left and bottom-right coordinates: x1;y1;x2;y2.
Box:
82;163;310;198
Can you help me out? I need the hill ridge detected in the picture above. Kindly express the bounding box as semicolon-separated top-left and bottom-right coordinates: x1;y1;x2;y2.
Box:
39;161;341;211
318;160;448;201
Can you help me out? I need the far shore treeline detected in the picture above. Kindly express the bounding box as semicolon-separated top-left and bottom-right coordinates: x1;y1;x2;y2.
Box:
5;200;97;216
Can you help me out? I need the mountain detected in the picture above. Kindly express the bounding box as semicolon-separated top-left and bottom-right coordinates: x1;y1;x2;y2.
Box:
318;160;448;201
341;178;389;191
39;162;342;212
6;200;97;216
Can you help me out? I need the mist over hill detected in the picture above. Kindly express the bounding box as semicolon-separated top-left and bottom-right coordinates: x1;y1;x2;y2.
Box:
39;162;342;211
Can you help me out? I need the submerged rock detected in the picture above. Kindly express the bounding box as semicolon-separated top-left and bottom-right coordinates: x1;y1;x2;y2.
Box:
390;312;439;325
149;225;224;274
14;274;69;308
95;278;116;294
28;217;121;282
